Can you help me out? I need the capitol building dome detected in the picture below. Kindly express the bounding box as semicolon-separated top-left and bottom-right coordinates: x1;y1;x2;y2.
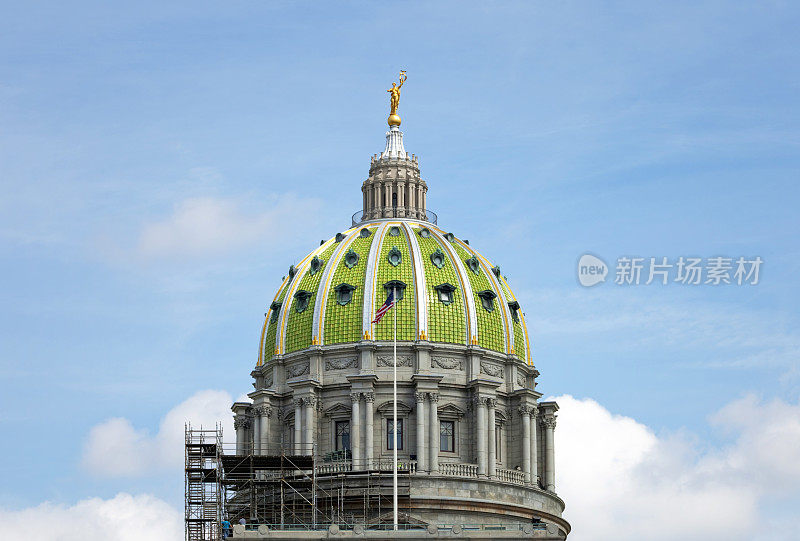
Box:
217;89;569;540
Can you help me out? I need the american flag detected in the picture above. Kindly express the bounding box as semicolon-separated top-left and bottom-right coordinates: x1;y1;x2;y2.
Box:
372;290;396;324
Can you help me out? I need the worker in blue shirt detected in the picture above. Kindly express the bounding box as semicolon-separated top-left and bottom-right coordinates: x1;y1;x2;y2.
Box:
221;518;232;539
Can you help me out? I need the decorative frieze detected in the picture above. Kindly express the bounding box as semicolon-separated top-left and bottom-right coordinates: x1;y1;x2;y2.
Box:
431;356;463;371
325;356;359;371
287;361;310;378
376;354;412;367
480;361;504;379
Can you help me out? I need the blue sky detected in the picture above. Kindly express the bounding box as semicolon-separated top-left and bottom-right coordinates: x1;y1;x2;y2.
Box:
1;2;799;539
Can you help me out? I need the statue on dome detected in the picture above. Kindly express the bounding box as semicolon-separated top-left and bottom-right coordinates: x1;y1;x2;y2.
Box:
387;70;407;126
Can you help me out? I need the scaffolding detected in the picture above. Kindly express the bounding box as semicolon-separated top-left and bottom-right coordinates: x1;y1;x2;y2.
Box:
185;424;223;541
185;427;415;539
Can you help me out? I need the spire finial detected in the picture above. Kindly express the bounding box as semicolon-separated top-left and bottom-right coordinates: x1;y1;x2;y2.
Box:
387;70;407;126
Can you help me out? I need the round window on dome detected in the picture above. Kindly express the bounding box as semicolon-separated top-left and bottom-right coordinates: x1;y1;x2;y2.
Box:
293;290;312;313
430;248;446;269
387;246;402;267
309;256;323;276
359;228;371;238
465;256;480;274
344;249;359;269
476;290;497;312
388;226;401;237
418;228;431;238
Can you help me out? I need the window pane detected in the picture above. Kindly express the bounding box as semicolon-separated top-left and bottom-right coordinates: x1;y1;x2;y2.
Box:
387;419;403;450
336;421;350;451
440;421;454;452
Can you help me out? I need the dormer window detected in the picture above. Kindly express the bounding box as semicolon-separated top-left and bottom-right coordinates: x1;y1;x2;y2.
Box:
418;228;431;238
288;265;296;280
344;248;359;269
269;301;281;324
383;280;407;301
476;290;497;312
294;290;312;313
444;232;455;242
492;266;501;279
387;246;402;267
335;232;345;243
433;283;457;305
430;248;446;269
508;301;521;323
465;256;480;274
309;256;323;276
334;283;357;306
389;226;401;237
359;228;371;238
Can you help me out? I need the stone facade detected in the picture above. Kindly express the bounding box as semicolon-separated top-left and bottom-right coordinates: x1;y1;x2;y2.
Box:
233;340;567;538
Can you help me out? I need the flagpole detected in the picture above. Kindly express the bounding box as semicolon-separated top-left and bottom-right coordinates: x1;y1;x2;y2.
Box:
392;286;398;531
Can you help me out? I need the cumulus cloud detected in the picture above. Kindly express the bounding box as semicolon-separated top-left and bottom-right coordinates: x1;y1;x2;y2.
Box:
0;493;181;541
555;394;800;541
135;193;323;260
83;390;234;477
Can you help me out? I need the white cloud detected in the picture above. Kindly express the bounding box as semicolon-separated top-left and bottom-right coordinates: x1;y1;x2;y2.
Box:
83;390;234;477
135;193;323;260
555;394;800;541
0;493;181;541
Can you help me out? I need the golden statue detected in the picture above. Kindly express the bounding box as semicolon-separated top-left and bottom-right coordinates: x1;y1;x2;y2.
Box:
387;70;407;126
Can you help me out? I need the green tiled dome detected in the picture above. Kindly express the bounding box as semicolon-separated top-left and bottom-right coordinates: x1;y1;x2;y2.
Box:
257;220;532;366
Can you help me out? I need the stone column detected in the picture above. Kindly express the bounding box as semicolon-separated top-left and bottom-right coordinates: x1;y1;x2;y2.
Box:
487;398;497;478
543;416;557;491
350;392;361;469
252;415;261;455
294;399;302;454
476;397;488;477
530;406;539;486
428;392;439;473
415;392;427;472
520;405;532;483
234;416;250;455
303;396;316;456
364;392;374;469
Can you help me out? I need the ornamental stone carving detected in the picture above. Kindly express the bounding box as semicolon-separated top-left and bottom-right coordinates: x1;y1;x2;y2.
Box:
254;405;272;417
264;372;274;388
350;392;361;403
414;392;426;403
300;396;317;407
516;373;526;388
479;361;504;379
518;405;533;416
428;392;439;403
475;396;489;407
486;398;497;409
376;354;412;367
363;392;375;403
542;416;557;429
325;356;359;371
287;361;310;378
431;356;463;370
233;417;252;430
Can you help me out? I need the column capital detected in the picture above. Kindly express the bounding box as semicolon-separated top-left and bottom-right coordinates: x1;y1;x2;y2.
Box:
254;405;272;418
350;392;362;403
542;416;557;429
486;397;498;409
427;392;439;403
363;392;375;403
518;404;534;416
234;417;252;430
301;396;316;407
475;396;489;407
414;391;426;403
